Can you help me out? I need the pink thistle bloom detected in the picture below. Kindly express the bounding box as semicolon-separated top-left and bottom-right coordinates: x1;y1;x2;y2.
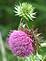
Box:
7;30;34;57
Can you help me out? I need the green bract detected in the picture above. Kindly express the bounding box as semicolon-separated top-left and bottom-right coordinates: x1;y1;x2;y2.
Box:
14;2;36;21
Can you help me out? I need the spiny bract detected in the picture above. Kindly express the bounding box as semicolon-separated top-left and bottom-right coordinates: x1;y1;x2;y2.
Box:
14;2;36;21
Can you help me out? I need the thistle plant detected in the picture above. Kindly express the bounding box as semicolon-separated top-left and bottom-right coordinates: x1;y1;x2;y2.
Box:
7;3;37;57
7;2;45;61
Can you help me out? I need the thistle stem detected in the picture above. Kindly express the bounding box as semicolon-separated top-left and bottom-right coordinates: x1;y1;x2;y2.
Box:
0;32;7;61
18;18;29;31
18;18;23;30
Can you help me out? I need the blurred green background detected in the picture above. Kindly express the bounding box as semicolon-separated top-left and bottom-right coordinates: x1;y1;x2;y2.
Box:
0;0;46;61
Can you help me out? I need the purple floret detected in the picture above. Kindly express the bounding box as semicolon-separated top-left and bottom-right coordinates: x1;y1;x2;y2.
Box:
7;30;34;57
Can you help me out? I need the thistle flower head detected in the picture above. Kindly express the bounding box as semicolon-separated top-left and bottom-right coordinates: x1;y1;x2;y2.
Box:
7;30;34;57
14;2;36;21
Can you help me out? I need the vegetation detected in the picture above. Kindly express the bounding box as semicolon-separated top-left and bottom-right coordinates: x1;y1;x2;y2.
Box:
0;0;46;61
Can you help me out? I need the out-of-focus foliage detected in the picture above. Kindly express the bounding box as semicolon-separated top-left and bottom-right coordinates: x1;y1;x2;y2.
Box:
0;0;46;61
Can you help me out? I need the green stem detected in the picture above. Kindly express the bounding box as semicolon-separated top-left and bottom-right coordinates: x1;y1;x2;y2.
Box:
18;18;29;30
18;18;23;30
0;32;7;61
